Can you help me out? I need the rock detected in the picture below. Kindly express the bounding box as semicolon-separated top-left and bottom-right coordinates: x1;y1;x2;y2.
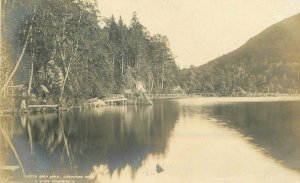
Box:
156;164;164;173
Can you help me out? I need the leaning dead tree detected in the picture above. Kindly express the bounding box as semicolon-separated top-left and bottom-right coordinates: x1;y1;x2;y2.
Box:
0;8;36;96
59;10;82;102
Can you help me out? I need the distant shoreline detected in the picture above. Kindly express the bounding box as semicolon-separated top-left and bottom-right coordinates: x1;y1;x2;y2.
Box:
154;95;300;105
150;93;300;99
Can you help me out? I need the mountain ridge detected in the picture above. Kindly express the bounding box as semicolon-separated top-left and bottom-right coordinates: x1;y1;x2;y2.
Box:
179;13;300;94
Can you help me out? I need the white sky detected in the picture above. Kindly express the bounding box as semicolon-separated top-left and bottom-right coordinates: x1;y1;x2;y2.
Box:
96;0;300;68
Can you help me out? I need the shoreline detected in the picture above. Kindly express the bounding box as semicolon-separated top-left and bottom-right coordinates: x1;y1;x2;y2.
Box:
1;95;300;115
151;94;300;100
174;96;300;104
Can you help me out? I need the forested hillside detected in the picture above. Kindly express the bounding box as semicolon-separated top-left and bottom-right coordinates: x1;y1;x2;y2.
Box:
178;13;300;95
1;0;299;104
1;0;178;105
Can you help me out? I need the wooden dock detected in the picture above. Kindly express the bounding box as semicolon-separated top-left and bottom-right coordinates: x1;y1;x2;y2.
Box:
103;97;128;105
0;166;19;171
105;92;153;105
27;104;60;112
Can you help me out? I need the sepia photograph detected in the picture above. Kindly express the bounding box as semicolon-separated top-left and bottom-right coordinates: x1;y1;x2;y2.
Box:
1;0;300;182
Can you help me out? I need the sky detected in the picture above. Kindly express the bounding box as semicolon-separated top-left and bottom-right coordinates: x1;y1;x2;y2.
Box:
96;0;300;68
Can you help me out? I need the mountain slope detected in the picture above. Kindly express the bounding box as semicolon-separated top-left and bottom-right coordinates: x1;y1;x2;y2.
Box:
179;13;300;94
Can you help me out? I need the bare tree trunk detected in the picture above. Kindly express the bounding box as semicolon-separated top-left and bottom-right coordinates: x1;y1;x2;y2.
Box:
60;17;67;75
27;60;34;94
0;9;35;95
151;77;154;93
121;46;124;75
59;44;78;101
60;50;67;74
148;74;151;95
1;27;31;94
59;11;82;102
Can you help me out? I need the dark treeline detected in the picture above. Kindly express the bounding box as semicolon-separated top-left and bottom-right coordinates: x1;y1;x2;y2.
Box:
1;0;178;105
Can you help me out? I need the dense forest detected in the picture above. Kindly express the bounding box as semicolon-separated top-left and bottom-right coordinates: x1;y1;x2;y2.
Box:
178;13;300;95
0;0;178;105
1;1;299;106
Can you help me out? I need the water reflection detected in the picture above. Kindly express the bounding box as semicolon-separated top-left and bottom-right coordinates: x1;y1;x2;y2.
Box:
3;99;300;182
8;100;179;177
204;101;300;172
0;115;18;168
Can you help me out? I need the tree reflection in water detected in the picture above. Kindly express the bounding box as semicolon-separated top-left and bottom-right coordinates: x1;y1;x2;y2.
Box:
10;100;179;176
204;101;300;172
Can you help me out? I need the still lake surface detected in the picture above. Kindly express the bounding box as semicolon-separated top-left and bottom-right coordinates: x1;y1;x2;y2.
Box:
1;97;300;182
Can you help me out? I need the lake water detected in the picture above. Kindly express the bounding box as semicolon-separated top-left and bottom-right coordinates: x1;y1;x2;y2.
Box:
1;97;300;182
